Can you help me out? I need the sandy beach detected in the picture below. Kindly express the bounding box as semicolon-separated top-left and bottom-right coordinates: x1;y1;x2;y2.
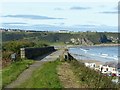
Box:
78;59;104;67
93;43;120;46
67;43;120;48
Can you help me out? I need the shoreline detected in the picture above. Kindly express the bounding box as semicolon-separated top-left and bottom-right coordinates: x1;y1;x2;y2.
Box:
69;53;105;66
93;43;120;46
77;59;117;68
78;59;104;67
68;48;118;68
67;43;120;48
67;44;118;67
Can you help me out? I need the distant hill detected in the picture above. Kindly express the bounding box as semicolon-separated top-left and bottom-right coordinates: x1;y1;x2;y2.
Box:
2;31;119;45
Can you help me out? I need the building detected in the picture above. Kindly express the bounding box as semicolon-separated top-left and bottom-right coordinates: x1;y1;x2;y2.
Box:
84;62;120;77
59;30;69;33
85;63;96;68
99;65;119;76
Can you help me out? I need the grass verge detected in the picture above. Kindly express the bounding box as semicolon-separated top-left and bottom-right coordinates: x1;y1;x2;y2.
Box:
18;60;63;88
67;60;118;88
2;59;34;88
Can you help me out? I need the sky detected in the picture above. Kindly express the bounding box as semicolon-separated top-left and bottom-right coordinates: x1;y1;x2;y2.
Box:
0;0;119;32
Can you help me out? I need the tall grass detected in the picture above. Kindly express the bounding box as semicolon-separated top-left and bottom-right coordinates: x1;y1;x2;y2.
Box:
68;60;118;88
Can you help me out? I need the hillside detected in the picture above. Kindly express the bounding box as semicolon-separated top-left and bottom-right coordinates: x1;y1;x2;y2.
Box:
2;31;119;45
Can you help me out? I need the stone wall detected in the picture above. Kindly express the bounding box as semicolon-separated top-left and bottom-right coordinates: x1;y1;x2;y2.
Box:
67;52;76;61
60;49;76;61
20;46;55;59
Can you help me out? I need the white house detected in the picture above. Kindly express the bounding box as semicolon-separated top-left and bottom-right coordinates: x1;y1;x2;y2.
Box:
70;38;76;43
85;63;96;68
85;63;89;67
59;30;69;33
99;65;117;75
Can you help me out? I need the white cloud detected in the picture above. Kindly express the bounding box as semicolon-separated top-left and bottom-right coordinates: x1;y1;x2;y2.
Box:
1;0;119;2
1;1;118;32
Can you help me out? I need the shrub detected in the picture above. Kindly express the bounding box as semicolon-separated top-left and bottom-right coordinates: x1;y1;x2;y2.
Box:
2;40;35;53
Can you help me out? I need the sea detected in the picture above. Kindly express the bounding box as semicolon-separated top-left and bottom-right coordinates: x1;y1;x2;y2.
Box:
68;46;119;63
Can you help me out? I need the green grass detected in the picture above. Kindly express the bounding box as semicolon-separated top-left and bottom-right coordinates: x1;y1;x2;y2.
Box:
18;60;63;88
2;59;34;88
0;71;2;89
50;42;66;46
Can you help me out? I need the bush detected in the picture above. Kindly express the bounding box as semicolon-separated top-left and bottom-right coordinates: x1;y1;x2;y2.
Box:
2;40;35;53
2;51;13;59
34;41;49;48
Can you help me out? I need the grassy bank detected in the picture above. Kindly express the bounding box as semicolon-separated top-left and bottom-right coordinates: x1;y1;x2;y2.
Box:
2;59;34;88
67;60;118;88
3;57;119;88
18;60;63;88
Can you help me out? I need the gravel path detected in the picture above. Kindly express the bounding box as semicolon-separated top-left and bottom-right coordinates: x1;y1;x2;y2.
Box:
5;50;64;88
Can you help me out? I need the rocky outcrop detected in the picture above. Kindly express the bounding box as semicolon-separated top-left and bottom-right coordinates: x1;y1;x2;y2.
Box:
99;34;112;43
70;38;93;45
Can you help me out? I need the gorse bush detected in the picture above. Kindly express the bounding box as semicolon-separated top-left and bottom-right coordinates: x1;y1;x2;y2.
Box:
2;40;49;67
2;40;35;53
2;40;49;53
2;40;49;57
2;51;13;59
34;41;49;48
2;40;35;63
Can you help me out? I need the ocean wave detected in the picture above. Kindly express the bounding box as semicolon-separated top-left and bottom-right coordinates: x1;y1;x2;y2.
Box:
80;48;88;53
89;53;118;60
69;46;118;62
99;54;118;60
89;53;95;56
107;56;118;60
100;53;109;57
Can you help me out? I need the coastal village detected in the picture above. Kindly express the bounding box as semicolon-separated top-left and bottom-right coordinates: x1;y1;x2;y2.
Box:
84;62;120;76
84;62;120;83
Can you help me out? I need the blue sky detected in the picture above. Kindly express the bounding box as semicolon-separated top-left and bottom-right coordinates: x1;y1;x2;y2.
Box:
0;0;118;32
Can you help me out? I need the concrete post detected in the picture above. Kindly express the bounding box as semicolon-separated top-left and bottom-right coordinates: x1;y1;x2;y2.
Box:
20;48;25;59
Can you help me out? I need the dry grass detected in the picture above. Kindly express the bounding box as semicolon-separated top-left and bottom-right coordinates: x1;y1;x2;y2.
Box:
57;62;83;88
